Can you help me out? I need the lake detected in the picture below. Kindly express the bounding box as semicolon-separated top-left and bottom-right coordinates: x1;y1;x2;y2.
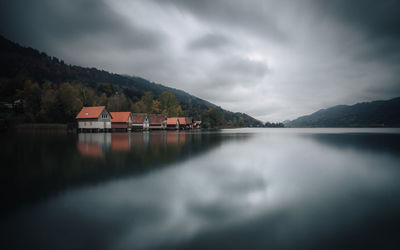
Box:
1;128;400;250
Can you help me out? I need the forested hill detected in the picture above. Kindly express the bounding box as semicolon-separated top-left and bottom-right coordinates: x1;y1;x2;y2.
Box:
0;35;263;127
286;97;400;127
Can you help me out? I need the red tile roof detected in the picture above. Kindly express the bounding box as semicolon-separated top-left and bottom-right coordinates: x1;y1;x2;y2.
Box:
149;114;166;125
167;117;179;125
76;106;106;119
132;113;147;123
110;112;131;123
174;117;187;125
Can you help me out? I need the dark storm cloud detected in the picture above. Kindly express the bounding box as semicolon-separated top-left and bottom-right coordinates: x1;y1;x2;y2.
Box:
314;0;400;63
0;0;164;52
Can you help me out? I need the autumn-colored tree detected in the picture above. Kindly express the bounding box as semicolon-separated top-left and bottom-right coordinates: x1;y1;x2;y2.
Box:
159;91;182;117
152;100;161;114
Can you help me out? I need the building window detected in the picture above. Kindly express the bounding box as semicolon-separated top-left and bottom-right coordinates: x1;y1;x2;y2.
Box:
90;122;92;125
84;122;86;126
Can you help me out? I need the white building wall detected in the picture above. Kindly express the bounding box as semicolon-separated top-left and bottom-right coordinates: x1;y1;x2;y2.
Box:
78;121;110;129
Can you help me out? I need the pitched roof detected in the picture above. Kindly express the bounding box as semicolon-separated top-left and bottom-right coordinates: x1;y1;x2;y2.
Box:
149;114;166;125
76;106;106;119
132;113;147;123
174;117;187;125
110;112;131;123
167;117;179;125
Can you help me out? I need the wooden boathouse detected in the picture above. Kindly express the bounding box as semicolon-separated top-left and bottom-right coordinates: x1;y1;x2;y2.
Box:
76;106;112;132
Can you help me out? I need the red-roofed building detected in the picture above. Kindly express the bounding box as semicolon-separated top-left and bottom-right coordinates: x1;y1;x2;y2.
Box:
170;117;193;129
76;106;112;132
132;113;149;130
110;112;132;131
167;117;180;130
149;114;167;130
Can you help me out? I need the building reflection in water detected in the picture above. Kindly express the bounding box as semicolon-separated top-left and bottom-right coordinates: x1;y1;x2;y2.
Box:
111;133;131;151
77;133;111;157
77;131;190;157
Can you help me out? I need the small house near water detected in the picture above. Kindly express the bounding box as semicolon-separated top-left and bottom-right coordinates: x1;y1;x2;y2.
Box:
132;113;149;130
110;112;132;131
76;106;112;132
149;114;167;130
167;117;180;130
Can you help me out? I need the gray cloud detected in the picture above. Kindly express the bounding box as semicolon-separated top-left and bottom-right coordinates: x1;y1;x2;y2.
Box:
188;33;231;51
155;0;288;42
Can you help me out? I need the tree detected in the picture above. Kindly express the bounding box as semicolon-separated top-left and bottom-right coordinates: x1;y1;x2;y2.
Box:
152;100;161;114
141;92;154;113
58;83;83;122
40;88;59;122
23;80;42;122
107;92;130;112
159;91;182;117
94;93;107;106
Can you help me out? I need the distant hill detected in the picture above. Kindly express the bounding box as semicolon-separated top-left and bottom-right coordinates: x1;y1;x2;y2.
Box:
0;35;263;127
286;97;400;127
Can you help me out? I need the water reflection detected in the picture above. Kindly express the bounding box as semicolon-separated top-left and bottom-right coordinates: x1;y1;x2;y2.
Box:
306;132;400;157
0;131;238;215
1;129;400;250
77;133;111;157
76;132;196;157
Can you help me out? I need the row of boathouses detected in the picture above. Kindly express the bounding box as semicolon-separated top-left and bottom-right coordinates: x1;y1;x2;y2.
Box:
75;106;200;132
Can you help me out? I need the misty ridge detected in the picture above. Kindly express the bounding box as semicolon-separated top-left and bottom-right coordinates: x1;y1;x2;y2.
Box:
285;97;400;128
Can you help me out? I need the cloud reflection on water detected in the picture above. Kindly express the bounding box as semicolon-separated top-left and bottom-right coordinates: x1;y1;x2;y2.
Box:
2;129;400;250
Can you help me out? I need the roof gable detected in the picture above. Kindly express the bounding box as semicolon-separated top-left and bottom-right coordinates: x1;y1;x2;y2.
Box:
110;112;131;123
76;106;106;119
149;114;166;124
167;117;179;125
132;113;147;123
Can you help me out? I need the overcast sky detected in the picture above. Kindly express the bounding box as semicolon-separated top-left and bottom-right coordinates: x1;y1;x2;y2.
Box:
1;0;400;121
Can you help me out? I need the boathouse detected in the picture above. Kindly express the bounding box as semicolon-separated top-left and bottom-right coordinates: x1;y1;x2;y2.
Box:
110;112;132;131
167;117;180;130
76;106;112;132
173;117;193;129
132;113;149;130
149;114;167;130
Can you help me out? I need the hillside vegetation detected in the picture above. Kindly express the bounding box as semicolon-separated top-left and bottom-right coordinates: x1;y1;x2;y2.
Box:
286;97;400;127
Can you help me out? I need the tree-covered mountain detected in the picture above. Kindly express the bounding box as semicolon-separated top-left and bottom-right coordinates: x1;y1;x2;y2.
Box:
286;97;400;127
0;35;263;128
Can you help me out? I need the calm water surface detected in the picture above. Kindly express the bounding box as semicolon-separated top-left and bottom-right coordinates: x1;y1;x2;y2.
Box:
1;128;400;250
